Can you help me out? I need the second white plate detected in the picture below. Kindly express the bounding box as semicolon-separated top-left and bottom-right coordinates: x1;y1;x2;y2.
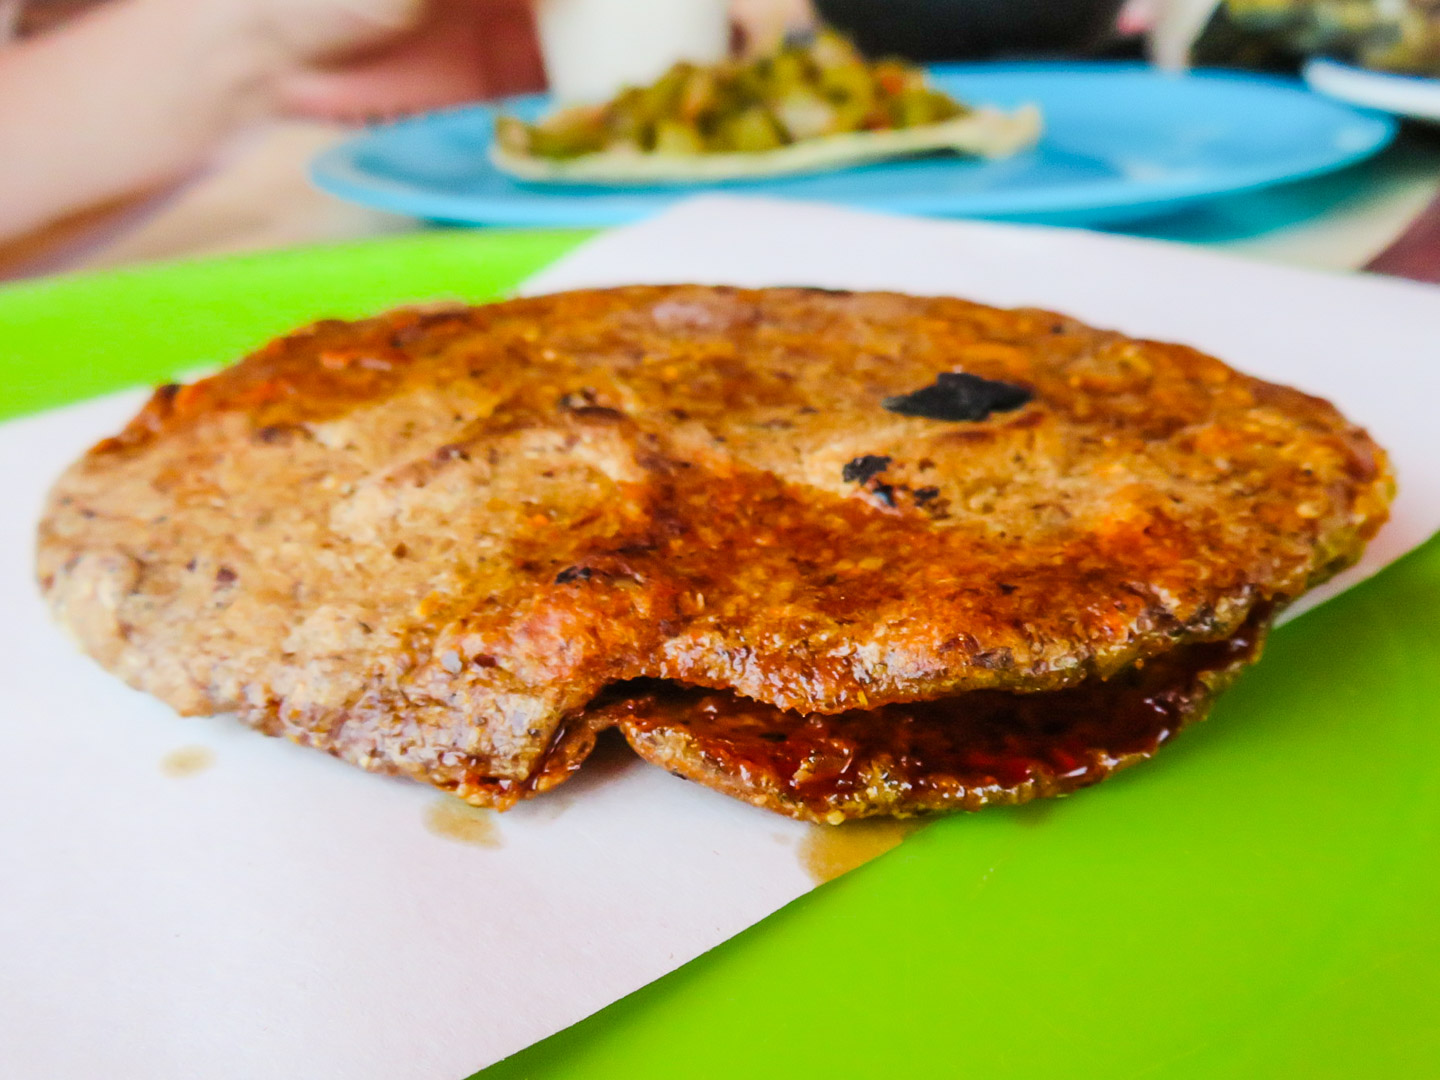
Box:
1305;58;1440;122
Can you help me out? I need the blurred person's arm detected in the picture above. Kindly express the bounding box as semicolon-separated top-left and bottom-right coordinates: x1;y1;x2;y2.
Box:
0;0;427;240
278;0;540;121
0;0;542;244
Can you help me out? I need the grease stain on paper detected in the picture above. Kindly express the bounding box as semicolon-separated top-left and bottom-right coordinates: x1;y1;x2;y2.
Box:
160;746;214;778
799;817;924;884
425;797;503;848
1012;797;1059;827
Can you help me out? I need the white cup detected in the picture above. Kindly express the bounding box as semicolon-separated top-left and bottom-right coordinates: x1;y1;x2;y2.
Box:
536;0;733;104
1143;0;1222;70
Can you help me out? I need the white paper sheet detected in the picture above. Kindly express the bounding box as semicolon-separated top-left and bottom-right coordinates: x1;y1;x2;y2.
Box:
2;197;1438;1080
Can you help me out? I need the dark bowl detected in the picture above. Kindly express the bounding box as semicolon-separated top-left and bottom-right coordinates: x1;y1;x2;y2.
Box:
814;0;1129;62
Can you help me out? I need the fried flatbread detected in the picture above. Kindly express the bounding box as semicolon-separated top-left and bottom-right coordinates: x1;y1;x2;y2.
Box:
36;286;1392;816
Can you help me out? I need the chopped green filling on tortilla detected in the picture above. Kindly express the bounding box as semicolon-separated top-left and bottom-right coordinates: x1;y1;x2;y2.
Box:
496;30;973;161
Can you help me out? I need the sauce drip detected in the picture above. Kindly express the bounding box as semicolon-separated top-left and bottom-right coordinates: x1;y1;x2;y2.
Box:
799;818;925;884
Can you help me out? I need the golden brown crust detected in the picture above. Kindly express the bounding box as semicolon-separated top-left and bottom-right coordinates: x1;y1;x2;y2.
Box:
36;286;1393;809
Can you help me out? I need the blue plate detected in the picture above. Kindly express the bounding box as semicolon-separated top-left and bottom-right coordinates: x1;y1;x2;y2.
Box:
311;62;1396;228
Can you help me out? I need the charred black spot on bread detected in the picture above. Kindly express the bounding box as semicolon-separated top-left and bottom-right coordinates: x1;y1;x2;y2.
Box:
883;372;1032;422
571;406;628;423
784;285;855;297
872;483;896;507
913;486;941;505
974;647;1014;670
842;454;892;485
255;424;296;445
555;566;594;584
557;388;598;410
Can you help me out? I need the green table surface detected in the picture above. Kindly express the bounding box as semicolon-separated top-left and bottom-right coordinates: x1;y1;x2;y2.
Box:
3;228;1437;1080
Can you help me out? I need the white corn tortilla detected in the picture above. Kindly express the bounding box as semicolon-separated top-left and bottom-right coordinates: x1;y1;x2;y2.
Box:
489;104;1042;185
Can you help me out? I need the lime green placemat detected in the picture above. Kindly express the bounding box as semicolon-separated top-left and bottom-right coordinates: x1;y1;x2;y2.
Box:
3;229;1435;1080
0;229;592;421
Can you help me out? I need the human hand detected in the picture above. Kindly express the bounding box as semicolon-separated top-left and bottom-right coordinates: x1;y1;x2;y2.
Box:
260;0;545;122
0;0;541;243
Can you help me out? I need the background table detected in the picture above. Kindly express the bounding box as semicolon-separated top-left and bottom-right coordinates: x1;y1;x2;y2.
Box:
2;116;1438;281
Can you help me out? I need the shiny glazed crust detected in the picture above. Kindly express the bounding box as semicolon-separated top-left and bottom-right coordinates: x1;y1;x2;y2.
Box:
597;606;1269;822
